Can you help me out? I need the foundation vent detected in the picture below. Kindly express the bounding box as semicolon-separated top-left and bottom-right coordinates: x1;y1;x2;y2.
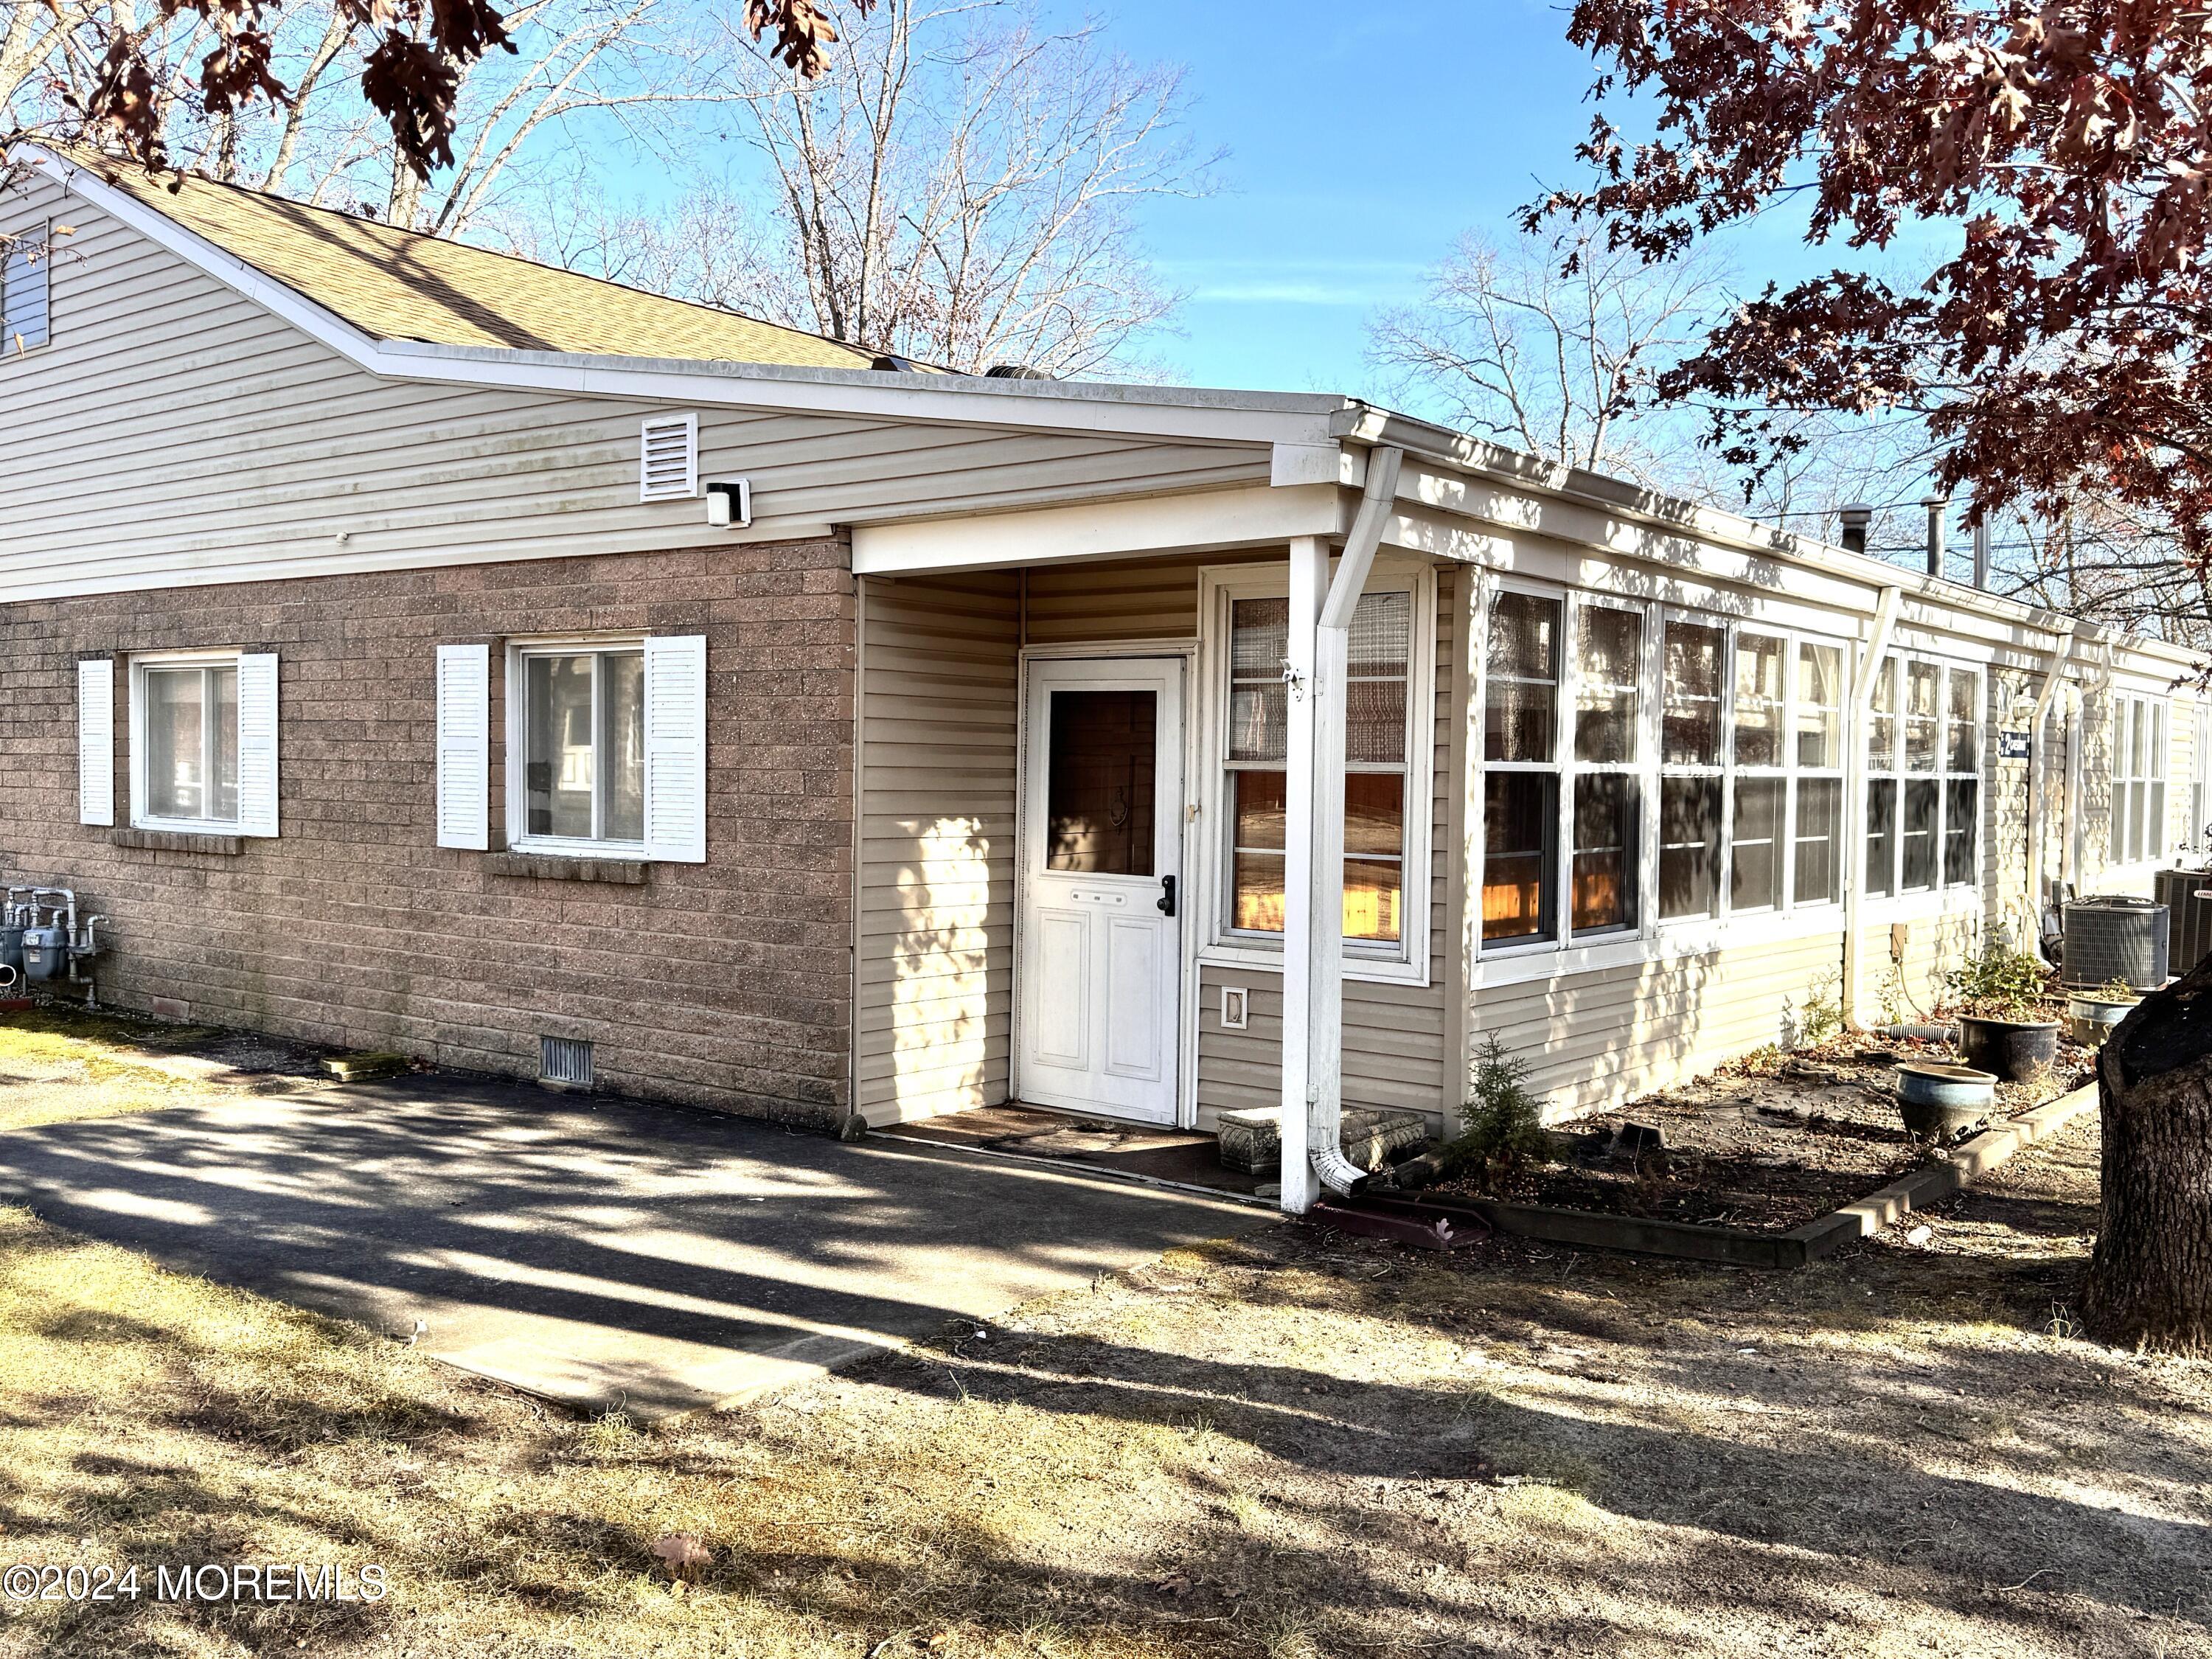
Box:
540;1035;595;1089
639;413;698;501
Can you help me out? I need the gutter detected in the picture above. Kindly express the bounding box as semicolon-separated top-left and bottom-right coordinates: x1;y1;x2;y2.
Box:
1840;586;1903;1030
1335;406;2205;673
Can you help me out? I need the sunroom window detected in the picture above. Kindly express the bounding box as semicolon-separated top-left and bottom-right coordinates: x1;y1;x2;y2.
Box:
1481;591;1559;945
1479;590;1847;956
519;646;644;846
1658;619;1724;919
2112;694;2168;866
1223;588;1413;945
1571;603;1641;935
1865;653;1980;898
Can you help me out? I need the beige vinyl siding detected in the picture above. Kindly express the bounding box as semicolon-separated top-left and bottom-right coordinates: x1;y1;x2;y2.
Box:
1471;928;1849;1119
1851;908;1978;1021
0;182;1270;605
1023;557;1204;644
854;572;1021;1122
1194;967;1451;1133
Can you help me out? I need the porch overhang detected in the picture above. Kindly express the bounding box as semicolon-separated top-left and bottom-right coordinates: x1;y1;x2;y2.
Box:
850;479;1500;580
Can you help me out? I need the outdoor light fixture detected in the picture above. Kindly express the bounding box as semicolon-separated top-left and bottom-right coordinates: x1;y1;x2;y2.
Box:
706;479;752;529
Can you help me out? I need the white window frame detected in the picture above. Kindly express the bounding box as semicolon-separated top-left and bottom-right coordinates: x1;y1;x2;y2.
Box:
1194;560;1438;987
1471;582;1854;986
504;635;649;859
128;648;243;835
2189;702;2212;859
1;220;52;359
2111;691;2171;870
1863;650;1983;915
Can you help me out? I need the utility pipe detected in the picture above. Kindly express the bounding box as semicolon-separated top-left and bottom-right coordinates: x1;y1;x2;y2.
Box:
1840;586;1904;1030
1279;446;1405;1207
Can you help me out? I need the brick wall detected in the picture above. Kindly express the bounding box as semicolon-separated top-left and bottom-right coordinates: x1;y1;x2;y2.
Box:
0;540;857;1126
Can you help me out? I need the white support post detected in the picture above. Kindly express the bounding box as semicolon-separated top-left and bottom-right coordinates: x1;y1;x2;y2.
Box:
1279;534;1328;1214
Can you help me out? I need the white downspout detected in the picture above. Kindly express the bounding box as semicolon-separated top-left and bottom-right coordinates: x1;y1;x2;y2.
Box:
2024;625;2074;941
1279;447;1405;1208
2063;683;2084;894
1841;586;1903;1031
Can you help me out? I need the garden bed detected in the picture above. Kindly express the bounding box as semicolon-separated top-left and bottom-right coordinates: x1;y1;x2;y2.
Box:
1430;1031;2095;1237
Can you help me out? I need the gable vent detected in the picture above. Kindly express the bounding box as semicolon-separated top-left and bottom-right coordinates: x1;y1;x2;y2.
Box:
639;414;698;501
540;1035;594;1089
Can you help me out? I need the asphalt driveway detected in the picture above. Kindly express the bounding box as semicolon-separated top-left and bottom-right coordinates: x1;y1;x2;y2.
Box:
0;1071;1270;1416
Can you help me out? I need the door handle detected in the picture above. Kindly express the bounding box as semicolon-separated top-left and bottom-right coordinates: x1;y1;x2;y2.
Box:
1156;874;1177;917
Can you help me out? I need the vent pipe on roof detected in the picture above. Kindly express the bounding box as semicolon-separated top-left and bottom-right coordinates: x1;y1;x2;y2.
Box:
1922;493;1950;578
1838;504;1872;554
1971;516;1992;590
984;364;1054;380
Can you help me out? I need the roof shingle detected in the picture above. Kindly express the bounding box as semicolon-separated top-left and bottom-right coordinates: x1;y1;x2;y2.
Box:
85;159;884;371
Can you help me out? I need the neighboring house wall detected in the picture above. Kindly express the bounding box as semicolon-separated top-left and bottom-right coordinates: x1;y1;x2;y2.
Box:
0;178;1270;607
0;540;856;1122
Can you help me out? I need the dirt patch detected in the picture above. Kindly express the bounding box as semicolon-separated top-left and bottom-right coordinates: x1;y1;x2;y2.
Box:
1439;1037;2096;1231
0;1004;360;1133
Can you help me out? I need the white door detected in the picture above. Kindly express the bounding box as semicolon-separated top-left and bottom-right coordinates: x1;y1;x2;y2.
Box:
1017;658;1185;1124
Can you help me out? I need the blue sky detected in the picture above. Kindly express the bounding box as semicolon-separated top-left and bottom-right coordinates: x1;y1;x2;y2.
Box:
1093;0;1627;395
1087;0;1944;400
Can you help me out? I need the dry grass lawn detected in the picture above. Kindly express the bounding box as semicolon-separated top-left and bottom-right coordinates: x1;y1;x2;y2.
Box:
0;1021;2205;1658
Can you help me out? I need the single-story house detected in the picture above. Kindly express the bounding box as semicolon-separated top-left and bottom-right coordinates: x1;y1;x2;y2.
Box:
1;145;2201;1211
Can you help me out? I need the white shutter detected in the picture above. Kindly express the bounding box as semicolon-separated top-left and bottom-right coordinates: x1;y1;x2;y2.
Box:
235;652;279;838
643;634;707;863
77;658;112;827
435;643;490;850
639;414;698;501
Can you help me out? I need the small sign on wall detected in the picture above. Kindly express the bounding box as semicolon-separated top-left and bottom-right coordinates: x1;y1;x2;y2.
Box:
1997;729;2033;760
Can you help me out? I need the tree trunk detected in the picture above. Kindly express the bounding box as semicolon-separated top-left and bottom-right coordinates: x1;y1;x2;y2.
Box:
2082;953;2212;1352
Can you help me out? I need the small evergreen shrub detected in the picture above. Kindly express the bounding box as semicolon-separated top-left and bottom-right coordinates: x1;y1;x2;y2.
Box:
1445;1034;1550;1190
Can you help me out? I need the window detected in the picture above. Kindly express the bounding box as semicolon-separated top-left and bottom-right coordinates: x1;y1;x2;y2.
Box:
2112;694;2169;866
488;636;705;863
518;644;644;846
128;650;276;837
1481;591;1560;945
1478;589;1845;958
1793;643;1846;906
1571;603;1641;936
1;223;50;355
1660;620;1725;919
1865;653;1980;899
1222;585;1417;948
142;662;239;825
2191;704;2212;857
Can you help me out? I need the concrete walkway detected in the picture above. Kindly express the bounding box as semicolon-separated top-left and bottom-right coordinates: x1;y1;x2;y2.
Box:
0;1072;1270;1417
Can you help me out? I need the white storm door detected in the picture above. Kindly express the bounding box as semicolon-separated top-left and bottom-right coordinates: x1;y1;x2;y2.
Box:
1018;658;1186;1124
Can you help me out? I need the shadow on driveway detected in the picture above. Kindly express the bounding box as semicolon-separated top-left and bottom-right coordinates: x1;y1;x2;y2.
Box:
0;1071;1272;1416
